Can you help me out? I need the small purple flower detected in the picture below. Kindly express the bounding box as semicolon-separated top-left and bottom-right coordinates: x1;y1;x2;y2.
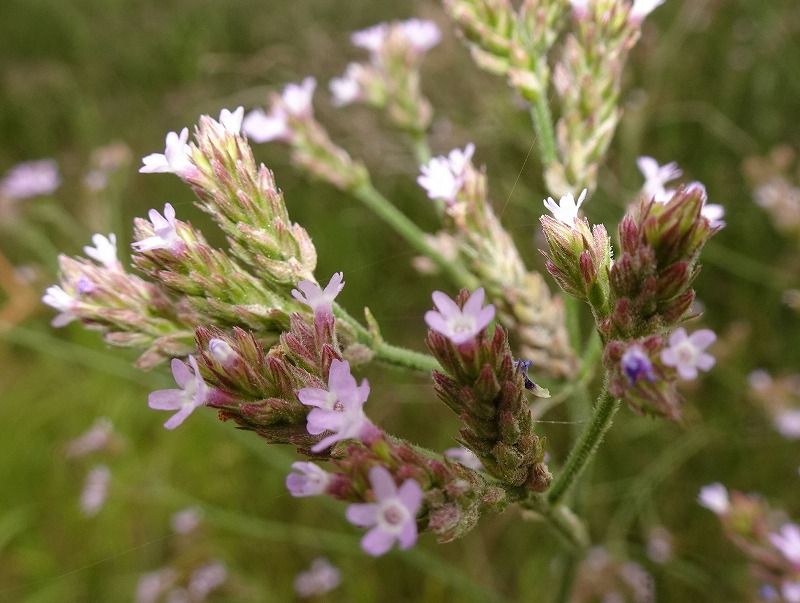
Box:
444;447;483;470
132;203;184;254
513;359;540;391
218;106;244;134
294;558;341;598
543;189;588;225
770;523;800;566
83;233;120;269
775;410;800;440
243;78;316;143
148;356;208;430
399;19;441;53
637;156;681;203
297;359;371;452
417;143;475;204
140;128;194;177
330;63;364;107
345;466;423;557
42;285;78;327
291;272;345;317
783;582;800;603
701;202;726;229
80;465;111;517
188;561;227;600
621;344;657;384
0;159;61;199
424;288;495;345
660;328;716;380
286;462;332;497
66;417;114;458
171;507;203;534
351;23;389;53
697;482;730;515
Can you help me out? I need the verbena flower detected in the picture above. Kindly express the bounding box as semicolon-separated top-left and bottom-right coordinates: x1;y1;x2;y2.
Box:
399;19;441;53
297;358;371;452
208;338;238;367
83;233;120;269
294;558;341;598
629;0;667;23
291;272;345;317
188;562;227;600
66;417;115;458
783;582;800;603
148;356;209;430
286;462;332;497
139;128;194;177
345;466;423;556
770;523;800;565
132;203;183;254
660;328;716;380
424;288;495;345
775;409;800;440
42;285;78;327
444;447;483;470
701;202;726;229
351;23;389;53
330;63;363;107
698;482;730;515
0;159;61;199
218;106;244;134
80;465;110;517
637;156;682;203
543;189;588;225
170;507;202;534
243;78;316;143
417;143;475;203
621;344;657;384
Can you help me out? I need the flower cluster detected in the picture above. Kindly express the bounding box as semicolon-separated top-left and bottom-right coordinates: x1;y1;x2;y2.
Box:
570;547;654;603
0;158;61;200
748;370;800;440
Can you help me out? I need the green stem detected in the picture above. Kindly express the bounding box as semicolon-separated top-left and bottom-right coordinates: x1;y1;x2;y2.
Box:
529;96;557;168
410;131;432;165
523;494;590;550
547;385;621;506
352;182;479;290
373;340;440;373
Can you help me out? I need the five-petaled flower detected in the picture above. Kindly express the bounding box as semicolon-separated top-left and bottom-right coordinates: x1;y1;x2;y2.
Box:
697;482;730;515
243;78;316;143
84;233;120;270
286;462;332;497
139;128;194;177
345;466;423;557
42;285;78;327
660;328;716;380
621;345;657;384
132;203;184;254
291;272;345;317
770;523;800;566
297;358;372;452
417;143;475;204
148;356;209;430
424;288;495;345
543;189;588;225
637;156;682;203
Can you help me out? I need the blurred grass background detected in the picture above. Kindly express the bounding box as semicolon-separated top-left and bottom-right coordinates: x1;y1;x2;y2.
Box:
1;0;799;601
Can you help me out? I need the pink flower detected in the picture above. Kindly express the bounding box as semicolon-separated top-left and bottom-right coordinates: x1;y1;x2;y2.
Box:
140;128;194;177
775;410;800;440
660;328;716;380
637;156;682;203
84;233;120;269
444;447;483;470
697;482;730;515
351;23;389;53
417;143;475;203
291;272;345;317
543;189;588;225
330;63;364;107
148;356;208;430
80;465;111;516
770;523;800;566
132;203;184;254
218;106;244;134
0;159;61;199
243;78;316;143
188;561;227;600
424;288;495;345
346;466;423;557
171;507;203;534
399;19;441;53
294;558;341;598
297;359;371;452
42;285;78;327
286;462;332;497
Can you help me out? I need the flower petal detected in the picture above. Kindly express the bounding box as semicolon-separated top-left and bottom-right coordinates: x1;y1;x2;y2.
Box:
148;389;183;410
398;519;418;549
368;466;397;501
462;287;485;316
171;358;191;388
346;503;378;526
398;479;423;515
689;329;716;350
431;291;460;317
361;526;396;557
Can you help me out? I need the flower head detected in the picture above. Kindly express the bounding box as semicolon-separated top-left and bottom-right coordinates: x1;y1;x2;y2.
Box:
218;106;244;134
698;482;730;515
147;356;208;429
80;465;111;517
637;156;682;203
171;507;202;534
83;233;120;269
417;143;475;203
132;203;183;254
188;562;227;600
351;23;389;53
629;0;666;23
286;462;332;497
444;447;483;470
294;558;341;598
543;189;588;225
330;63;364;107
243;78;316;143
399;19;441;53
621;344;657;384
42;285;78;327
770;523;800;566
0;159;61;199
345;466;423;556
139;128;194;177
660;328;716;380
291;272;345;317
424;288;495;345
297;358;371;452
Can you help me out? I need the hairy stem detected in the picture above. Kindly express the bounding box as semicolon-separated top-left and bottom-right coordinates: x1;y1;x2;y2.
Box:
547;385;621;506
373;340;440;373
530;96;558;169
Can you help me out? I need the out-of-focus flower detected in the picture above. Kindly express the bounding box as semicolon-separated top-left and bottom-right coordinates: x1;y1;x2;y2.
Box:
243;78;316;143
701;203;726;229
218;106;244;134
147;356;208;430
66;417;115;458
291;272;345;317
330;63;364;107
775;410;800;440
698;482;730;515
637;156;681;203
83;233;120;270
424;288;495;345
351;23;389;53
171;507;203;534
294;558;341;598
136;568;177;603
346;466;422;556
770;523;800;565
80;465;111;517
660;328;716;380
646;526;674;564
543;189;588;225
297;358;372;452
399;19;441;53
0;159;61;199
139;128;194;177
132;203;183;254
188;561;227;600
444;447;483;470
42;285;78;327
286;462;332;497
417;144;475;203
621;345;656;384
629;0;667;23
783;582;800;603
568;0;590;19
